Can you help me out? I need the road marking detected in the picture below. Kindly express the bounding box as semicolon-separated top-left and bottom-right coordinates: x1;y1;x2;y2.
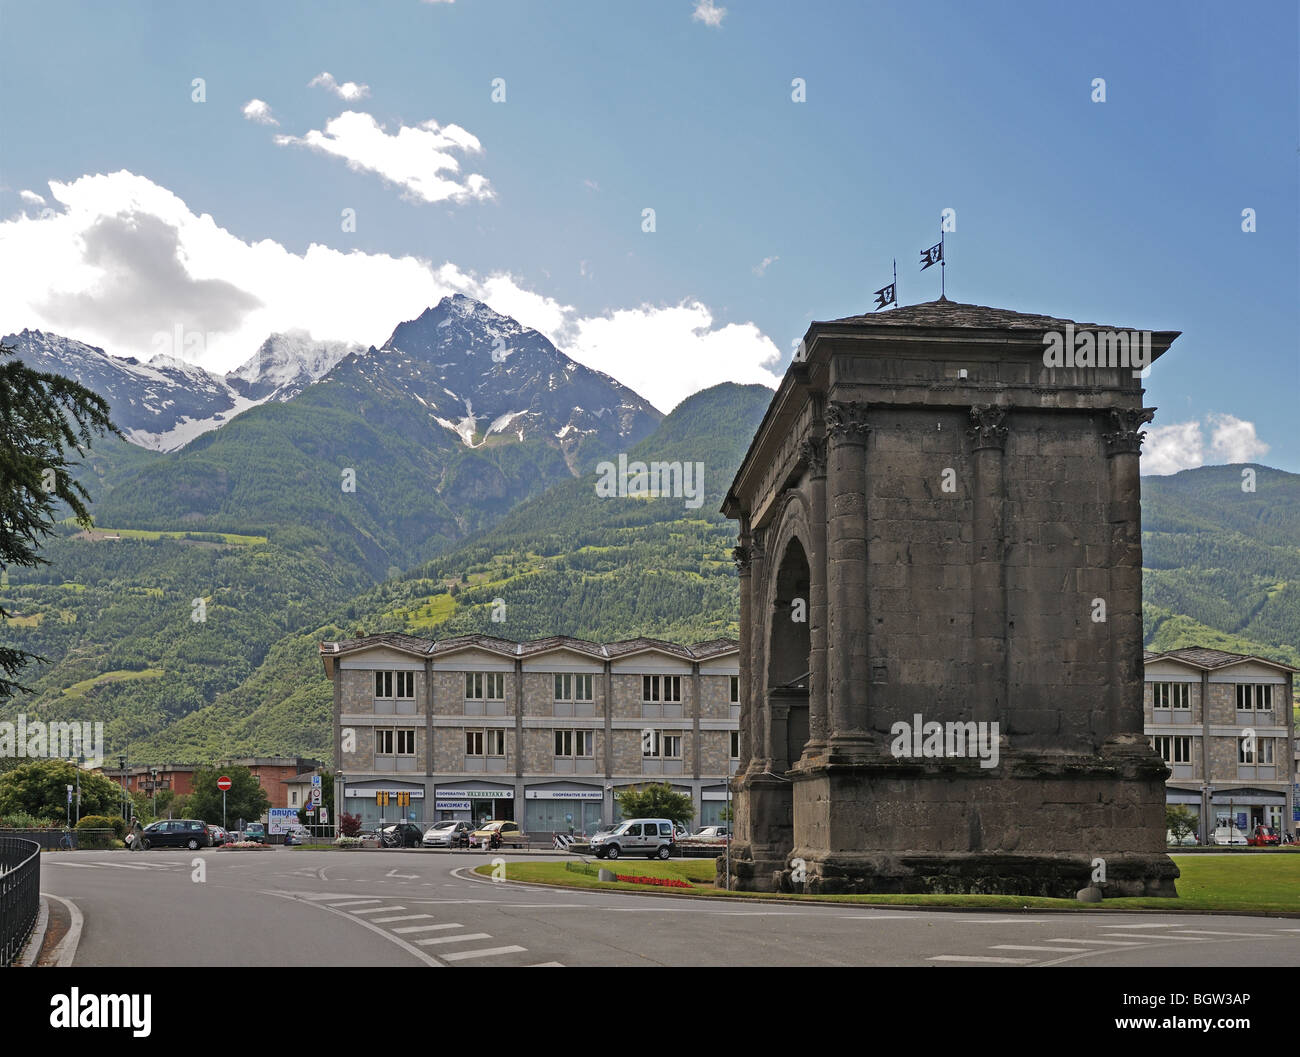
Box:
386;869;419;879
1099;934;1204;941
1098;923;1180;929
327;899;382;907
1046;938;1146;946
371;914;434;924
527;961;565;967
960;919;1049;925
1170;929;1275;938
992;945;1091;954
415;932;493;946
43;862;100;868
394;924;463;935
929;955;1035;964
442;945;528;961
89;862;152;870
840;915;918;920
351;906;407;915
264;892;443;967
42;892;84;968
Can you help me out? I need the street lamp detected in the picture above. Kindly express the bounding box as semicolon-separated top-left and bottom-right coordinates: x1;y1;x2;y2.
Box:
150;767;158;817
119;755;128;821
75;754;83;824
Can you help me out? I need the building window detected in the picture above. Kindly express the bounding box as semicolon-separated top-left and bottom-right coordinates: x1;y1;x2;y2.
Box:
1152;682;1189;710
396;671;414;699
396;729;416;756
554;730;594;758
466;730;484;756
1151;735;1191;765
554;673;594;701
730;731;740;759
377;729;394;755
375;671;392;698
642;675;682;703
465;672;505;700
1239;737;1274;765
1236;684;1274;712
643;730;683;759
486;729;506;757
730;676;739;703
291;790;298;806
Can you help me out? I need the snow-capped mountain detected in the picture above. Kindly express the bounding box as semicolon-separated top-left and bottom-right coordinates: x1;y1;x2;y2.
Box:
3;328;364;451
341;294;660;462
226;331;361;402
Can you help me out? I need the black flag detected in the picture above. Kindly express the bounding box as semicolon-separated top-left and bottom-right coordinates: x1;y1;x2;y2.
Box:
873;282;896;310
920;241;943;270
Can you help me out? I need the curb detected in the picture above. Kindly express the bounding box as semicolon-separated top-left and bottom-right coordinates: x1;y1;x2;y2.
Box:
13;896;50;967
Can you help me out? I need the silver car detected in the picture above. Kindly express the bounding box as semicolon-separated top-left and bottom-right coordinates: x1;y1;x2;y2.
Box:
422;820;472;847
591;818;676;861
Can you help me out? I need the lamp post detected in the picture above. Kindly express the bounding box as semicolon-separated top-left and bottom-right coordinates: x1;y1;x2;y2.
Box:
150;767;158;818
75;754;83;824
119;755;128;822
334;770;343;840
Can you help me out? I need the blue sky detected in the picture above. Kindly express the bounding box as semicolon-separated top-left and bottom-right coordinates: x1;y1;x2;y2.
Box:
0;0;1295;471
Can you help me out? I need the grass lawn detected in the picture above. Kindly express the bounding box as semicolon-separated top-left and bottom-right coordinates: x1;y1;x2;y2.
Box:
474;853;1300;913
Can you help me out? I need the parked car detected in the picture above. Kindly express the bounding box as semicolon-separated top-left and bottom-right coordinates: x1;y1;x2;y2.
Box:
1212;825;1247;846
380;823;425;848
423;820;473;847
1247;825;1280;847
139;819;211;850
241;822;267;844
206;825;234;847
673;824;692;842
689;825;730;842
469;820;526;849
591;818;676;860
587;821;619;841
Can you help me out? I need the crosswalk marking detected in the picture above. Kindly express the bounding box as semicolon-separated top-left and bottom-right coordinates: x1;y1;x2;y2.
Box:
415;933;493;947
351;906;407;915
394;923;463;935
327;899;382;907
372;914;434;924
1046;938;1145;946
929;955;1035;964
1170;929;1275;938
1098;923;1179;929
991;945;1091;954
442;945;528;962
1096;934;1203;941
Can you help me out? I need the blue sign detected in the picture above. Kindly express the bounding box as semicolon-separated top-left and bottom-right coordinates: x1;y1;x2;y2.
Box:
1236;812;1247;830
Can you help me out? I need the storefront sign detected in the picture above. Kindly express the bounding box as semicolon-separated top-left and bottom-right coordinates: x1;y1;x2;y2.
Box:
525;789;603;800
435;788;512;799
345;786;425;798
436;800;471;811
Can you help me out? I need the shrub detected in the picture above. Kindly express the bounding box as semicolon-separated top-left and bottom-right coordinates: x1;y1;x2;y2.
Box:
0;810;53;829
339;811;362;837
76;814;124;849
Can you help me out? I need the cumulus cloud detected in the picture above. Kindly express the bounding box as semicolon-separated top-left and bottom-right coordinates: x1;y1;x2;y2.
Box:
241;99;279;125
0;170;780;410
274;110;493;205
693;0;726;27
19;189;45;206
307;72;371;101
1141;414;1269;475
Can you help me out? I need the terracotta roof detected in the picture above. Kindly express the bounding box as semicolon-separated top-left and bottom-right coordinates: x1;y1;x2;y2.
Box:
1144;646;1300;673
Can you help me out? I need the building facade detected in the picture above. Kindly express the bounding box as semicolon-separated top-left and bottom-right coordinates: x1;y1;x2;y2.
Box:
723;298;1181;896
319;634;740;833
1143;647;1298;839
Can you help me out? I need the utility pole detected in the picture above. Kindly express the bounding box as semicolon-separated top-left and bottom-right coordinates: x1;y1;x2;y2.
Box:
75;755;83;825
150;767;158;818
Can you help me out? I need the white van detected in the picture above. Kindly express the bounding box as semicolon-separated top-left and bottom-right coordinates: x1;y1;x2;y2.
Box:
590;818;677;860
1212;824;1247;845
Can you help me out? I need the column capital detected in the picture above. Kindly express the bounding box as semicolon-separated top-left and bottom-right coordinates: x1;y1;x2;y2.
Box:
798;435;827;478
825;401;870;443
1104;406;1156;455
732;544;752;573
966;404;1009;451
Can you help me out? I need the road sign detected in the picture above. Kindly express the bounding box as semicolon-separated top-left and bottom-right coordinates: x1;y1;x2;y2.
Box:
319;807;329;824
216;776;232;791
311;774;321;787
311;786;322;805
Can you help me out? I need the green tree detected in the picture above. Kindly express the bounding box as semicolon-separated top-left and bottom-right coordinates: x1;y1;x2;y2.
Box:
614;782;695;827
0;759;123;822
1166;805;1198;844
186;765;269;826
0;343;118;698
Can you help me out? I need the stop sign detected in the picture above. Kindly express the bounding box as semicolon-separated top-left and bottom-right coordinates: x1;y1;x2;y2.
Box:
216;776;232;791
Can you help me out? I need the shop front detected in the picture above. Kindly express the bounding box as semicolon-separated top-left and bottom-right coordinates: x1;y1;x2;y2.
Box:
342;779;426;829
699;786;730;828
435;783;514;825
524;784;605;837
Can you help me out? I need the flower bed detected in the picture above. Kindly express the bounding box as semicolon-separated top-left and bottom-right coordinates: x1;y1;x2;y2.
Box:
615;874;692;888
334;836;362;848
218;841;273;850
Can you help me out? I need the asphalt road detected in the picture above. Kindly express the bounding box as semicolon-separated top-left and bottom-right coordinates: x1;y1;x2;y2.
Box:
38;848;1300;967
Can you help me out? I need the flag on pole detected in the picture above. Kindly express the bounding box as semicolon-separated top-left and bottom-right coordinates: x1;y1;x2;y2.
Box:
873;282;897;310
919;241;943;270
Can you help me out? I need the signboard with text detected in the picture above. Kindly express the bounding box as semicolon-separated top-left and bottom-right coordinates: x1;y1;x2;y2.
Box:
268;807;298;835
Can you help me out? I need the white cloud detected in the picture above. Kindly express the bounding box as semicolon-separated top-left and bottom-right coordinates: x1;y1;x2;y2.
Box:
19;189;45;206
693;0;726;27
752;255;778;276
582;178;601;192
308;72;371;101
1141;414;1269;475
0;170;780;412
241;99;279;126
274;110;493;205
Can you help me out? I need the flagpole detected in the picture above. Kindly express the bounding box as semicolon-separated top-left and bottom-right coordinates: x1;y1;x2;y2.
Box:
893;258;897;307
940;228;946;299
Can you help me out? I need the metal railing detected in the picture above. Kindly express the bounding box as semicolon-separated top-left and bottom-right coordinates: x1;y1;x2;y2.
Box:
1;837;41;966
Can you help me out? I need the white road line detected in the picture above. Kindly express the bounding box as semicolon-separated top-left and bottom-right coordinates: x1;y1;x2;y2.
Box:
527;961;565;967
442;945;528;961
992;945;1091;954
929;955;1035;964
1100;934;1204;941
264;892;443;968
1171;929;1276;938
394;924;463;935
42;892;83;968
960;919;1049;925
89;862;151;870
372;914;434;924
415;933;493;946
43;862;100;868
327;900;383;908
1278;928;1300;933
351;906;407;915
840;915;919;920
1046;938;1147;946
1098;923;1180;929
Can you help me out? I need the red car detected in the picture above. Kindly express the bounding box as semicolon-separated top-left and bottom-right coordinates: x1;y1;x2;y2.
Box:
1246;825;1280;847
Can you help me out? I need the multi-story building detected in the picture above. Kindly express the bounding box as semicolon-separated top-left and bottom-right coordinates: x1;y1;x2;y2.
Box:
1143;647;1298;840
319;634;741;834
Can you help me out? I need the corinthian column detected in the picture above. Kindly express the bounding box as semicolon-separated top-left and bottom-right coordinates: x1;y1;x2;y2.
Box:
799;435;828;761
967;405;1008;727
824;401;871;759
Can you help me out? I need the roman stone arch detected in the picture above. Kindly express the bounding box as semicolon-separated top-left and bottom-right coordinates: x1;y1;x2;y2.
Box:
763;499;813;776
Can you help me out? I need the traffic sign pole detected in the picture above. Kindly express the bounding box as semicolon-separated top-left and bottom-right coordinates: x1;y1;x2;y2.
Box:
217;776;232;830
